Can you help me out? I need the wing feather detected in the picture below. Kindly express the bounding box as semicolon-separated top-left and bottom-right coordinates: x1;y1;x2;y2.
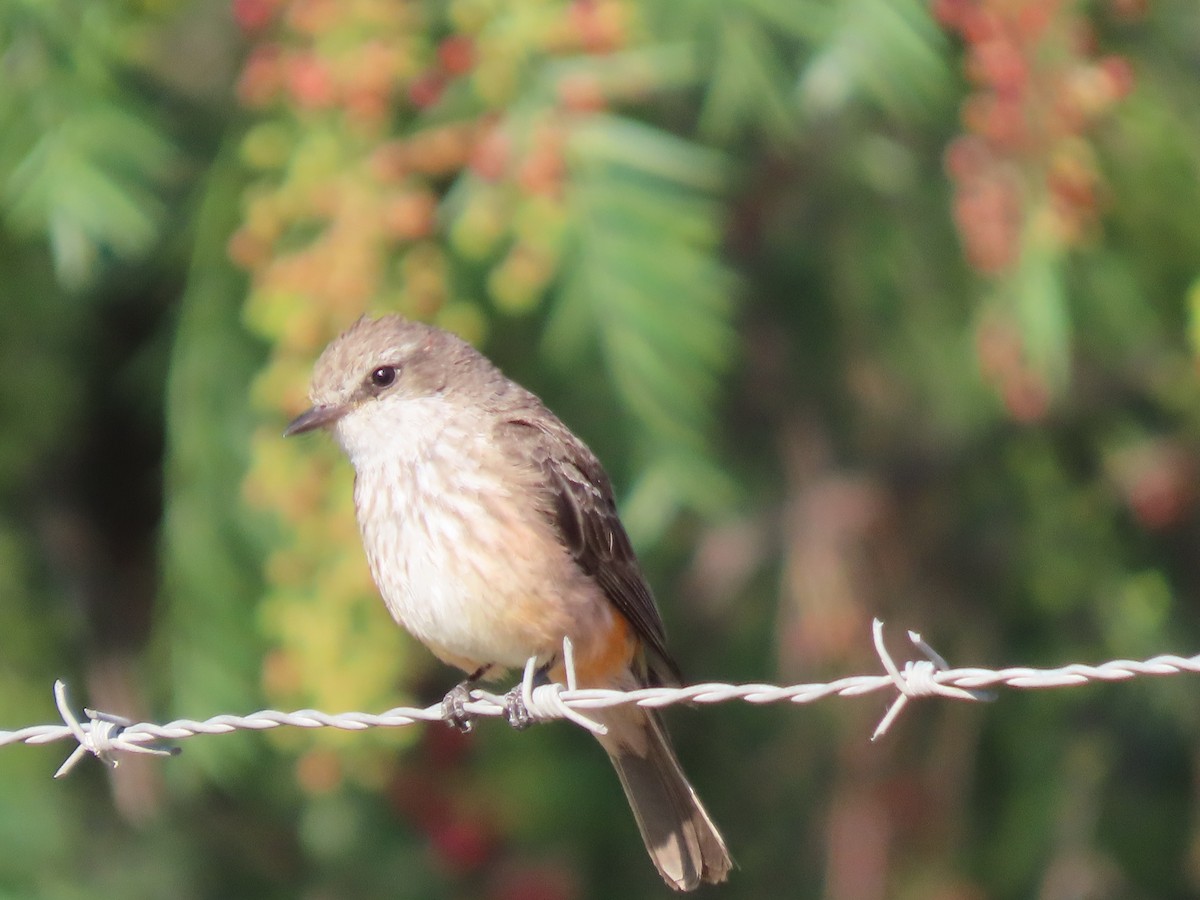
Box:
499;413;681;684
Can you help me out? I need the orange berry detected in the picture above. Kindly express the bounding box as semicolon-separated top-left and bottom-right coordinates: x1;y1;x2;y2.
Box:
287;55;338;110
345;89;392;132
406;125;473;175
969;39;1028;93
408;72;445;109
438;35;475;75
944;135;991;180
931;0;970;29
517;149;564;196
470;127;509;180
1099;55;1135;100
287;0;338;36
960;7;1002;44
233;0;278;33
369;141;409;181
227;228;271;270
383;190;439;241
1015;3;1052;41
558;73;607;112
237;44;284;107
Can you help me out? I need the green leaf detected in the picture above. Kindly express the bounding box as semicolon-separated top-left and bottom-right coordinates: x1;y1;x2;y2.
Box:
798;0;953;121
551;116;739;537
1014;240;1071;392
699;12;802;144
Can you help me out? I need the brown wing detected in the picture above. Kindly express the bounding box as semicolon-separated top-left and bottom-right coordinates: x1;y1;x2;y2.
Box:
500;413;681;685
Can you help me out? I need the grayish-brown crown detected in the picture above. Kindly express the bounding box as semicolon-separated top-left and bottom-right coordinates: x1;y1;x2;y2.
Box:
307;315;502;411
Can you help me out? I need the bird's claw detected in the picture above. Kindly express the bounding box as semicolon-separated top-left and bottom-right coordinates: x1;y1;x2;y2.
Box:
442;682;475;734
503;688;534;731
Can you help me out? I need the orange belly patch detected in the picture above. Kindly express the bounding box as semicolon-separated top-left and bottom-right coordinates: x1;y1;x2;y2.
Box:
557;614;638;689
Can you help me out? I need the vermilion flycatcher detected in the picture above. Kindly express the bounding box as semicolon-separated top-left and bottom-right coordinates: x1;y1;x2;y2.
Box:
285;315;731;890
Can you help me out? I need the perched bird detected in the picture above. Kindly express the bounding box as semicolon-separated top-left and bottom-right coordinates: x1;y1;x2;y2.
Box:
285;315;731;890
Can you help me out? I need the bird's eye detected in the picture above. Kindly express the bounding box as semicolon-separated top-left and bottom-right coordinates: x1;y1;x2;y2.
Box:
369;366;397;388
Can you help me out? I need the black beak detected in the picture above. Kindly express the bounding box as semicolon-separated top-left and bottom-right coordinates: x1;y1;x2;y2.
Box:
284;404;347;437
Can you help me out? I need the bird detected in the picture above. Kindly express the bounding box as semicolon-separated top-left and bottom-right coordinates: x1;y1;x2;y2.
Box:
285;314;731;890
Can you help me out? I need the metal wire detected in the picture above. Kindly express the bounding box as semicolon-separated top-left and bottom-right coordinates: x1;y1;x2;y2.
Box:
3;620;1198;778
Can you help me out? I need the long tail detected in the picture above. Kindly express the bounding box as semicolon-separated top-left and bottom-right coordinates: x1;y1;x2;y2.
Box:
596;706;732;891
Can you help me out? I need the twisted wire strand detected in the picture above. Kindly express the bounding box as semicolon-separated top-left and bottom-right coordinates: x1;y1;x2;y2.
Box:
3;620;1198;778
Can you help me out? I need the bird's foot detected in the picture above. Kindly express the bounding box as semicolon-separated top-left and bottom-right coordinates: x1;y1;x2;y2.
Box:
441;664;495;733
442;681;477;733
502;688;534;731
502;658;556;731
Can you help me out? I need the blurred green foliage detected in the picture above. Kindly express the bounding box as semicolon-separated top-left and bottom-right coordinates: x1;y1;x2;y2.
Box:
3;1;1200;898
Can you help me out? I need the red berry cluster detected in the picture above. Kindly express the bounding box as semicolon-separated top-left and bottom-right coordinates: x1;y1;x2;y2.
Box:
974;312;1050;423
1108;438;1197;532
231;0;641;363
230;1;649;843
937;0;1133;273
236;0;422;131
935;0;1135;419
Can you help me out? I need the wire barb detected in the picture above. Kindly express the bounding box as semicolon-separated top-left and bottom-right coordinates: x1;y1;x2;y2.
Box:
869;620;994;741
5;621;1200;779
467;638;609;735
52;680;178;779
519;637;607;735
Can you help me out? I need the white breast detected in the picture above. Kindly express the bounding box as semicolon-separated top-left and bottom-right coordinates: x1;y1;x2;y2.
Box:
338;394;606;670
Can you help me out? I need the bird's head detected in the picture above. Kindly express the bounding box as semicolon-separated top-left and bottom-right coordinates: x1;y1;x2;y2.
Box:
285;315;493;465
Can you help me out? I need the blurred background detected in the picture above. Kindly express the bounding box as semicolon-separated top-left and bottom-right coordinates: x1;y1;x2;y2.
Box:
2;0;1199;897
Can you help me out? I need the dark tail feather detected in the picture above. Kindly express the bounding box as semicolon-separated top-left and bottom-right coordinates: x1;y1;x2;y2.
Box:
598;708;732;891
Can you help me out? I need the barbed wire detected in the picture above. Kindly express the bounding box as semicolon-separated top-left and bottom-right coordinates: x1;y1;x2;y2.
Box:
4;619;1200;779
